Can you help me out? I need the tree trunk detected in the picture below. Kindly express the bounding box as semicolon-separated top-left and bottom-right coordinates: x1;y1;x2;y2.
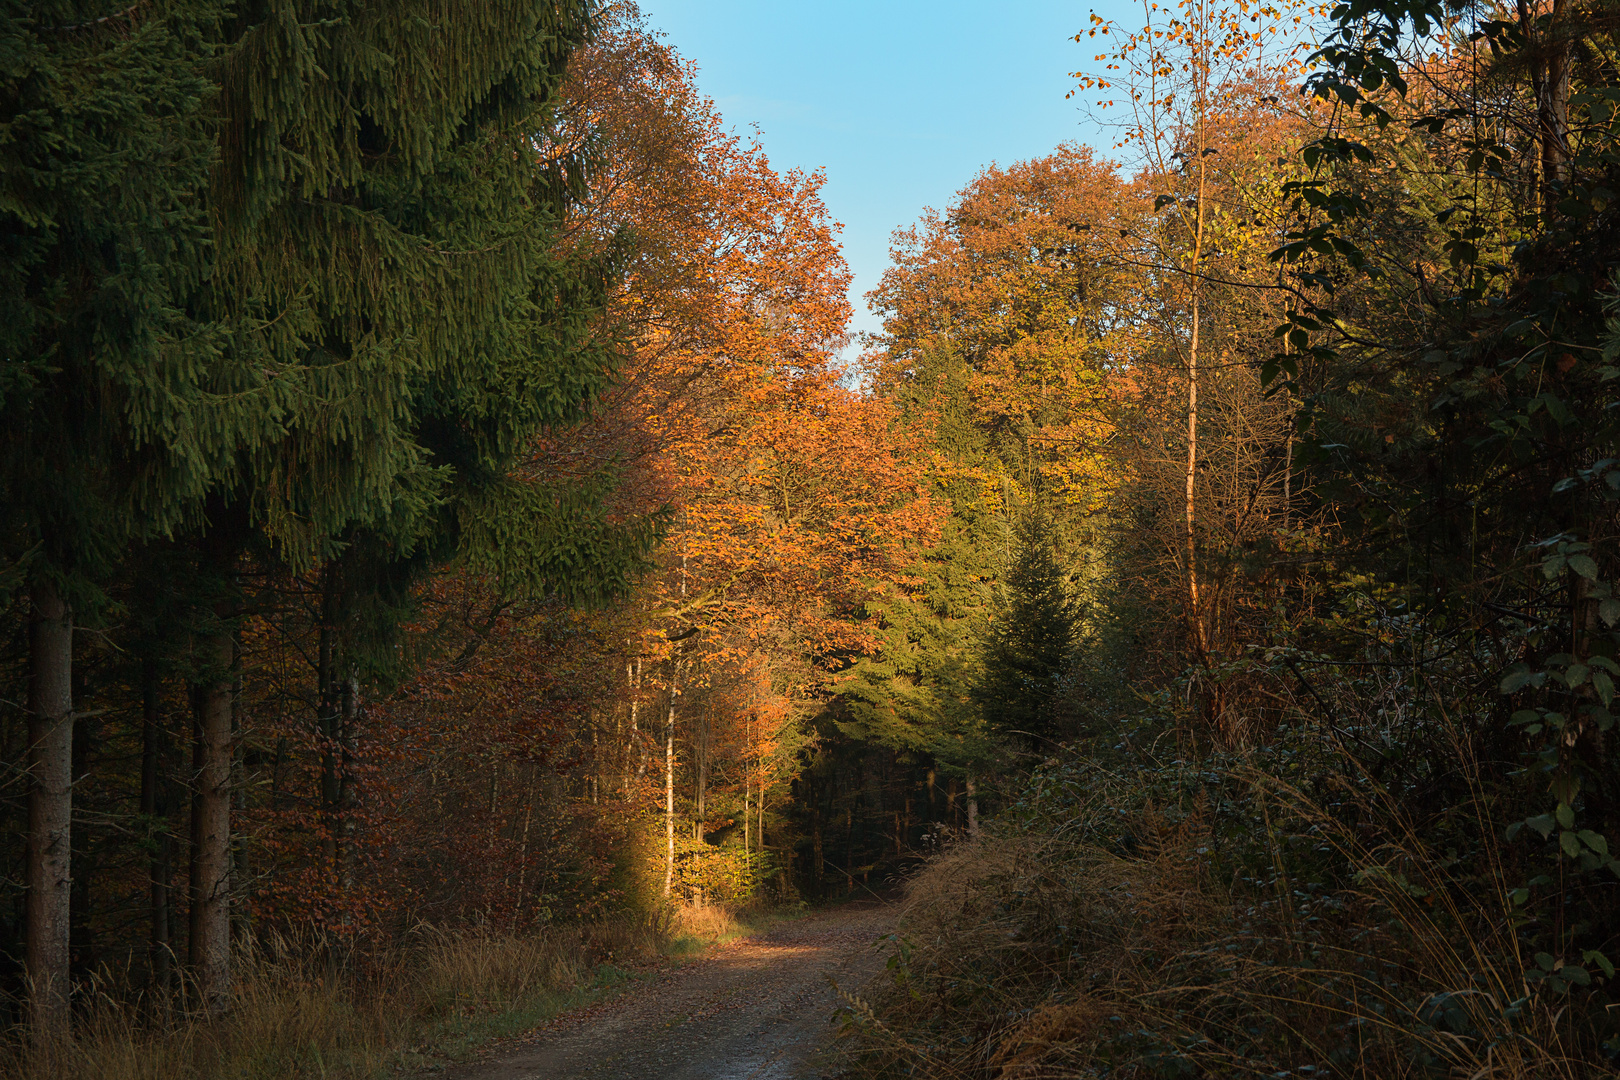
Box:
1519;0;1572;203
812;796;824;886
337;668;359;896
966;777;979;838
141;663;173;1007
26;580;73;1039
843;807;854;892
513;765;535;927
663;670;677;900
743;711;751;856
694;703;708;841
317;575;340;881
189;629;234;1016
631;656;646;786
624;652;635;797
1185;283;1206;662
1282;421;1293;527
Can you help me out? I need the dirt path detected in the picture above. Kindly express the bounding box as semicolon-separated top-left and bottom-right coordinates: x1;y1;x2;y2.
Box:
442;901;894;1080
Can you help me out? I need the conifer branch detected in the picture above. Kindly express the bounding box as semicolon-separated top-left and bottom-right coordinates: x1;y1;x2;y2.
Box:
40;2;144;33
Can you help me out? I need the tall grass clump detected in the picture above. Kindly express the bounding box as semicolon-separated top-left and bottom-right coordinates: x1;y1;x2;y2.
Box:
834;663;1620;1077
0;916;668;1080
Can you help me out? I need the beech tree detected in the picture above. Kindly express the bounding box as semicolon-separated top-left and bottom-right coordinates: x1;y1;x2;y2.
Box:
540;6;940;894
1074;0;1313;735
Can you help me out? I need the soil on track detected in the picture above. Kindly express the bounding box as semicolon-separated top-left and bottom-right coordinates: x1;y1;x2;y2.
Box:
442;901;894;1080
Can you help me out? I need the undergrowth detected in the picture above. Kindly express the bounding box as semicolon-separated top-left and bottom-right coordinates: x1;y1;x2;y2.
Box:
832;705;1619;1077
0;900;770;1080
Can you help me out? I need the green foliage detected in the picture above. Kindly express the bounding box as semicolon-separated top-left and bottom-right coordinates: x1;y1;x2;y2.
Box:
0;1;229;599
834;342;1002;771
973;510;1081;746
206;0;653;593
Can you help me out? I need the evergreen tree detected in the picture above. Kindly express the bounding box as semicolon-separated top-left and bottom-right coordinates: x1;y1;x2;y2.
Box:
836;343;999;769
0;1;226;1034
973;510;1081;746
175;0;657;1012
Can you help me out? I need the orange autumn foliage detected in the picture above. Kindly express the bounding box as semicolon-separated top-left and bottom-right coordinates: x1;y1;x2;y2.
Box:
868;144;1143;512
552;6;941;678
228;5;945;928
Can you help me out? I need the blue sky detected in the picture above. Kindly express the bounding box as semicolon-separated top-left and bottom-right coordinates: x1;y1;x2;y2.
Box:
635;0;1124;350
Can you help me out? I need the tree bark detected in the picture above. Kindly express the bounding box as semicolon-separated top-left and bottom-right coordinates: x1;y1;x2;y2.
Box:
694;703;708;841
630;656;646;788
811;795;824;886
189;629;234;1016
317;574;340;880
843;806;854;891
743;711;752;857
965;777;979;838
337;668;359;896
1184;136;1209;666
1519;0;1572;204
140;662;173;1007
26;579;73;1039
663;668;677;900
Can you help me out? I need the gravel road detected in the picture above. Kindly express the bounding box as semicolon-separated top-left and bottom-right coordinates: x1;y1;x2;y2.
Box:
442;901;895;1080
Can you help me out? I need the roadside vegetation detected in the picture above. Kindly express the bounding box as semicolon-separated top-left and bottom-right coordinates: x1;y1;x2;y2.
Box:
826;0;1620;1072
2;901;784;1080
7;0;1620;1074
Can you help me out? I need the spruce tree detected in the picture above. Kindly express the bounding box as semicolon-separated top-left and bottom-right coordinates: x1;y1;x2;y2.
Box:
0;1;225;1035
179;0;655;1011
834;342;1002;821
973;511;1081;746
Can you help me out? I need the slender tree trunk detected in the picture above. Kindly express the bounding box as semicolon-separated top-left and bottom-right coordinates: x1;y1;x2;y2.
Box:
26;580;73;1039
663;662;678;900
228;674;250;949
631;657;646;785
743;712;752;857
694;704;708;841
1520;0;1571;204
624;652;635;797
189;629;234;1016
337;669;359;897
513;765;535;928
1282;419;1293;527
316;570;344;884
965;777;979;838
1185;294;1202;644
141;663;173;1007
812;795;824;887
1184;144;1209;664
1542;3;1570;191
843;807;854;891
68;700;95;1001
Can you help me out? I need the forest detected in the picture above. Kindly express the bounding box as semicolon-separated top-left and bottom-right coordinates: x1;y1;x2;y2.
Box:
4;0;1620;1075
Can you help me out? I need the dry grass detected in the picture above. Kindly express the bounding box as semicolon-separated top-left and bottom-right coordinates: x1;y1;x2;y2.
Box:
0;916;669;1080
671;897;746;946
832;766;1591;1080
